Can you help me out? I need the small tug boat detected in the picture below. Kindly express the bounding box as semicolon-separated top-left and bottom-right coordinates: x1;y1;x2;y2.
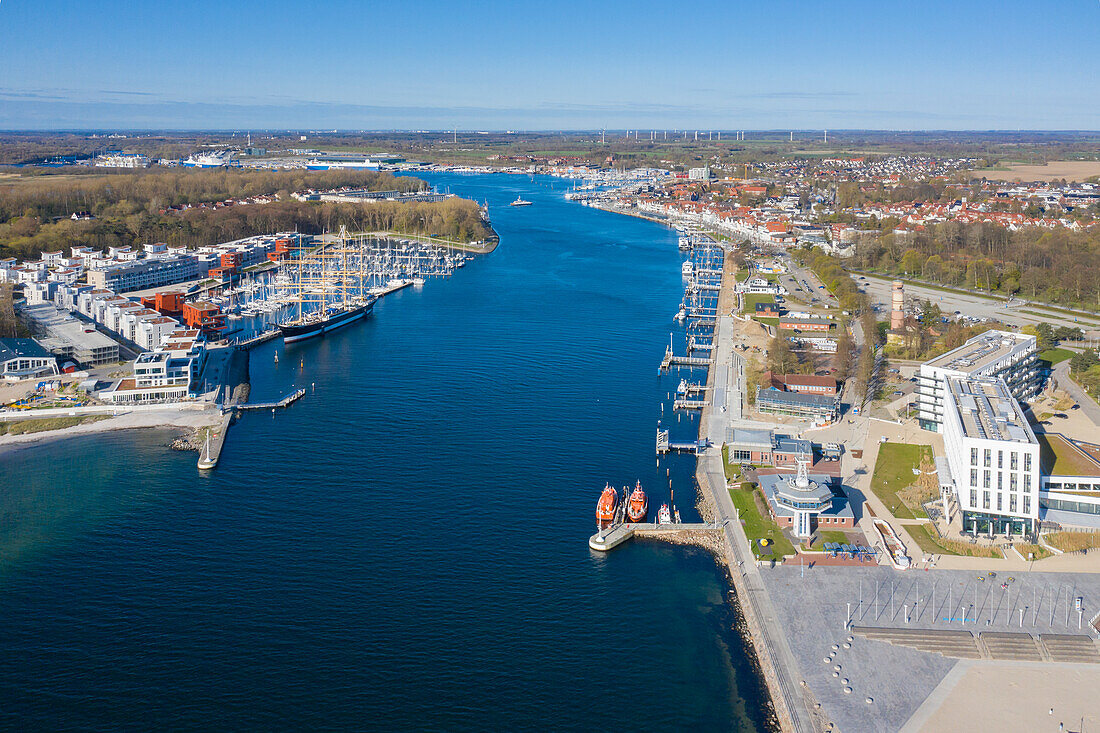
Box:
657;503;672;525
596;484;619;529
626;481;648;523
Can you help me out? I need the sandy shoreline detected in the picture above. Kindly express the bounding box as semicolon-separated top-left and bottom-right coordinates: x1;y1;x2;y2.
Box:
0;408;221;455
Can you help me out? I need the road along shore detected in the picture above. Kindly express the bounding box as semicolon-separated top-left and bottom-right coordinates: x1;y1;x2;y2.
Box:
690;249;821;733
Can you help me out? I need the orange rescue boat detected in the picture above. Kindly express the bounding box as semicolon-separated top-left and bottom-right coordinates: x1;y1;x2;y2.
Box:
626;481;648;523
596;484;619;529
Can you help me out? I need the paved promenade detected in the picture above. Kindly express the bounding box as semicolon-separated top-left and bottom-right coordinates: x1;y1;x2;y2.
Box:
694;251;817;732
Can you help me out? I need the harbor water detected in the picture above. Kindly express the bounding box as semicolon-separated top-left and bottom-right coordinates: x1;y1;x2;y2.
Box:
0;173;770;731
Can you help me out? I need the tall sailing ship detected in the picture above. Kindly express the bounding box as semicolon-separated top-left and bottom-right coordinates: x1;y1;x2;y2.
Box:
277;227;378;344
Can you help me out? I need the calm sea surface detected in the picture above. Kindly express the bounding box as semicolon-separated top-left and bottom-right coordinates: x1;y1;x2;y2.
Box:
0;173;769;731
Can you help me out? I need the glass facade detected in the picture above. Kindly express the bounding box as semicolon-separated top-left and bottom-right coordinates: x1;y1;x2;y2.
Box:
963;510;1032;536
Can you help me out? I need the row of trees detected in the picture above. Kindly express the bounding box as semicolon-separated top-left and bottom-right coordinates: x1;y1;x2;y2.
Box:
0;283;20;338
0;168;423;225
0;169;496;261
851;222;1100;309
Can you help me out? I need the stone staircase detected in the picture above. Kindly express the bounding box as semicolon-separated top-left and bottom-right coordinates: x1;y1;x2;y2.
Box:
978;632;1043;661
852;626;1100;664
851;626;982;659
1040;634;1100;664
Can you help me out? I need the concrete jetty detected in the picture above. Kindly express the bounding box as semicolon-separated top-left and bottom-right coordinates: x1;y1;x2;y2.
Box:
589;522;717;552
197;411;231;470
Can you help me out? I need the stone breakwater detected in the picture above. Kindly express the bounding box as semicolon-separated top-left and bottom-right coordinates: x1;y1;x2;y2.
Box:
169;426;207;452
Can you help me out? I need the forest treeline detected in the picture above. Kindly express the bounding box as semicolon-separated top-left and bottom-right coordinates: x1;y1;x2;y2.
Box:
1;199;490;260
848;222;1100;310
0;168;422;222
0;169;495;259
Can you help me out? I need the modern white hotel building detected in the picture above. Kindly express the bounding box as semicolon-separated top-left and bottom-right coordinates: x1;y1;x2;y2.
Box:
916;330;1041;432
941;375;1040;536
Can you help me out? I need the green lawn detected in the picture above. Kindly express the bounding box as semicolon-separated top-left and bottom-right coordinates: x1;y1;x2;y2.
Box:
735;269;750;282
729;484;796;559
722;445;740;482
1039;348;1075;365
907;524;1003;558
807;530;851;551
869;442;932;520
1037;433;1100;476
0;415;109;436
752;316;780;328
742;293;777;314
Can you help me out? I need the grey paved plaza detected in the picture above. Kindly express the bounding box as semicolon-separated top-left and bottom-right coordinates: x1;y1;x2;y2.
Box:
763;564;1100;731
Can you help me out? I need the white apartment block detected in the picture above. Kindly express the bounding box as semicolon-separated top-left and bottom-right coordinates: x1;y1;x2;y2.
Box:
916;330;1040;431
87;254;201;292
941;375;1040;536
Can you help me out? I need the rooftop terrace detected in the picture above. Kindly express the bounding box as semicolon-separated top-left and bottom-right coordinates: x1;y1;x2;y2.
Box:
924;330;1033;374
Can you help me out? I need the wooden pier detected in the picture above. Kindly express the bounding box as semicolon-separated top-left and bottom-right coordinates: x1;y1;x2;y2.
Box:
687;336;714;352
236;329;281;350
237;388;306;411
673;398;710;411
677;381;707;394
660;344;711;371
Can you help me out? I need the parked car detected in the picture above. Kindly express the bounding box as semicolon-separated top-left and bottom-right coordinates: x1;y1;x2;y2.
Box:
1071;404;1081;410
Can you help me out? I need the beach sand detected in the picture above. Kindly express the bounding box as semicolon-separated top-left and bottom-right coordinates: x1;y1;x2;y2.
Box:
906;662;1100;732
0;408;220;453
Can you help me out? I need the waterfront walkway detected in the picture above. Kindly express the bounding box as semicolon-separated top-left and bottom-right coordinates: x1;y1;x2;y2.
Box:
694;251;817;733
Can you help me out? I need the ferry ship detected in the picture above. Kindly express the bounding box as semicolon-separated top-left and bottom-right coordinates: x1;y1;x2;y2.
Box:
596;484;619;529
626;481;648;523
305;159;381;171
182;151;237;168
509;196;533;207
277;298;375;343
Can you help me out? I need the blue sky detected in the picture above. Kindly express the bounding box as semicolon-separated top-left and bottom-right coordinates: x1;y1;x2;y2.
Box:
1;0;1098;130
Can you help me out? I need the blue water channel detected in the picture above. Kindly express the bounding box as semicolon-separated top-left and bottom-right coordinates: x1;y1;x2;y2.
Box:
0;172;770;731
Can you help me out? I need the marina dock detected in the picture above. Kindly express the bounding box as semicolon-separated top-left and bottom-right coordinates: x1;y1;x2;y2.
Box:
660;344;710;371
237;388;306;411
236;329;281;349
656;426;710;454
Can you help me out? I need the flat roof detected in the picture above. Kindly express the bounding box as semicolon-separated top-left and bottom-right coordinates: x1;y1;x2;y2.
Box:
947;376;1034;443
20;303;119;351
729;427;774;449
924;329;1033;374
757;387;838;408
0;337;53;361
1038;433;1100;477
